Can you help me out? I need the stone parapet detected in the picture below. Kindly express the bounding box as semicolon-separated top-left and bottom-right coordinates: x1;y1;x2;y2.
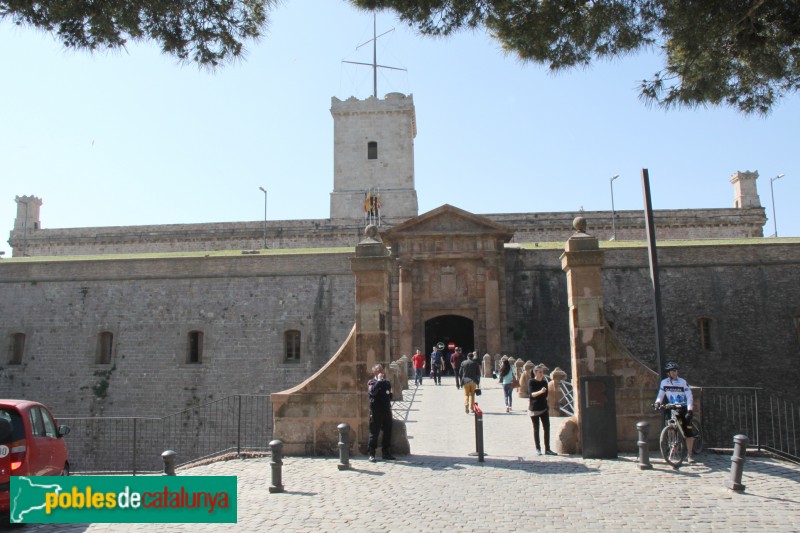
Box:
486;206;766;242
8;206;767;258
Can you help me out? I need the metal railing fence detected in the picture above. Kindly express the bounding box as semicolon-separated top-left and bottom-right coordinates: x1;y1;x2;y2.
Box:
700;387;799;462
58;394;272;474
558;379;575;416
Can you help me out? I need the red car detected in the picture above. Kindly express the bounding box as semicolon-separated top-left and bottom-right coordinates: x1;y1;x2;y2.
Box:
0;400;70;512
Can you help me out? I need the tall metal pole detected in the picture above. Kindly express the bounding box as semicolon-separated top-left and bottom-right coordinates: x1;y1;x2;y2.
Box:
373;13;378;98
341;13;406;97
770;173;785;238
610;174;619;240
258;186;267;249
641;169;664;377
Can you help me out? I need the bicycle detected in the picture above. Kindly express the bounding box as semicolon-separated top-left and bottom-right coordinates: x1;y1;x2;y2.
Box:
692;419;704;454
655;403;693;468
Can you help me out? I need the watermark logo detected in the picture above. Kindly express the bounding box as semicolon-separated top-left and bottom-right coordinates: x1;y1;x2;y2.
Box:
10;476;237;523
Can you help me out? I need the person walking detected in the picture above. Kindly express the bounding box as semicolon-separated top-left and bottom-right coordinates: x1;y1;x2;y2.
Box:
450;347;466;389
411;349;426;386
498;358;516;412
367;364;396;462
460;352;481;414
528;364;556;456
430;345;444;385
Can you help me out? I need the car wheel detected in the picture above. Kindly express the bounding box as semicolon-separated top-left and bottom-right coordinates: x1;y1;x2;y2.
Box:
61;463;70;476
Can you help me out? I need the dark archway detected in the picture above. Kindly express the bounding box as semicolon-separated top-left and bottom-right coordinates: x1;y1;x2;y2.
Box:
424;315;474;373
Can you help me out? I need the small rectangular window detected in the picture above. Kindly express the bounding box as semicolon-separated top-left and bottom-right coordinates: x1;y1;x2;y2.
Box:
795;316;800;347
285;330;301;361
699;318;712;351
367;141;378;160
96;332;113;364
9;333;25;364
188;331;203;364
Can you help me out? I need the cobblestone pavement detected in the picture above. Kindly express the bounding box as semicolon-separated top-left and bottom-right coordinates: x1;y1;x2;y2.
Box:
7;376;800;532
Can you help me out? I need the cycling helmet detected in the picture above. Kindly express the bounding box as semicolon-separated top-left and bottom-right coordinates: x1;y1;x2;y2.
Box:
664;361;679;372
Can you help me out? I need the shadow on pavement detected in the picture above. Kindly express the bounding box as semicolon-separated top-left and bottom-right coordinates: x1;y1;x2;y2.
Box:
382;453;600;474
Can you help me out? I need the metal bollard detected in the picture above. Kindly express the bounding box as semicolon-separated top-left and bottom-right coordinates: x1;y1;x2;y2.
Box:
269;439;285;493
161;450;177;476
474;403;485;462
725;434;748;492
337;423;351;471
637;421;652;470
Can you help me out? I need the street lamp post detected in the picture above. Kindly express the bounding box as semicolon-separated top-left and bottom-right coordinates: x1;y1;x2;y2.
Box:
769;173;785;238
610;174;620;241
258;186;268;249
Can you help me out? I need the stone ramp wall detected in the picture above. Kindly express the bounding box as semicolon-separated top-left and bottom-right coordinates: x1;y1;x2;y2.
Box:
604;320;662;451
272;325;367;456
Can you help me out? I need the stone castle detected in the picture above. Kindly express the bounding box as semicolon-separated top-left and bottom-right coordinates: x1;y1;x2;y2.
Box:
2;93;798;451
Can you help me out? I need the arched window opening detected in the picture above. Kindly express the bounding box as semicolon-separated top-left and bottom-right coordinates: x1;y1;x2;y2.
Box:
97;331;113;364
9;333;25;364
285;330;301;361
795;316;800;347
188;330;203;364
698;318;713;351
367;141;378;160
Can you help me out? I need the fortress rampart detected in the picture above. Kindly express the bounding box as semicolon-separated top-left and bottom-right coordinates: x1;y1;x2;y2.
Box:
8;207;766;257
2;238;798;421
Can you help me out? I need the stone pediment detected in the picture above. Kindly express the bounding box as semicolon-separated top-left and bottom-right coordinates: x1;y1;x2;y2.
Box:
383;204;514;241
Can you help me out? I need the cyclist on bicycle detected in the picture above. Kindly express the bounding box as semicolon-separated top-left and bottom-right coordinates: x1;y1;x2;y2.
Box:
654;361;697;462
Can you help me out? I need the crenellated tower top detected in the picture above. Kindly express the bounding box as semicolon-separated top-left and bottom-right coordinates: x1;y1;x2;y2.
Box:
329;93;418;223
730;170;761;208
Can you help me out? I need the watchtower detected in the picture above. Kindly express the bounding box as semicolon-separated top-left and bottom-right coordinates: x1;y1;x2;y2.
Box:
730;170;761;209
14;195;42;231
329;93;419;223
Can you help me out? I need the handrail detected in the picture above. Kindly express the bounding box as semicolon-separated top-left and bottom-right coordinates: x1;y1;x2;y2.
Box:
558;379;575;416
57;394;273;474
700;387;798;462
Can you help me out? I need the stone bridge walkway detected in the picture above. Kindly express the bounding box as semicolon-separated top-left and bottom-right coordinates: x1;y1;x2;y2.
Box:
11;376;800;532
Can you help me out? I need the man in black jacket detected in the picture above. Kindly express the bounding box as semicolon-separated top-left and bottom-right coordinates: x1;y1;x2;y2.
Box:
367;364;396;462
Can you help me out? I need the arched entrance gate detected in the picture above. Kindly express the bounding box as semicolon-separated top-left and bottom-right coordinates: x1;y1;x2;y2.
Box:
382;205;514;363
424;314;474;371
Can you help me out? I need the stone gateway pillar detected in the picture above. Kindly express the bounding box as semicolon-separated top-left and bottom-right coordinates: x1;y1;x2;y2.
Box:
272;226;409;456
560;217;608;453
398;264;414;358
558;217;661;453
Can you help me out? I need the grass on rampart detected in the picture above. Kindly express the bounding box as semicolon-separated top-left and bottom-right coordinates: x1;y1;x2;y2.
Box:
0;247;355;263
514;237;800;250
2;237;799;263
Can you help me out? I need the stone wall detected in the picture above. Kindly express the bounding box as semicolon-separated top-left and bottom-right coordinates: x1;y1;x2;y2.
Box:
0;252;355;419
602;242;800;400
503;247;571;369
2;239;798;426
505;241;800;404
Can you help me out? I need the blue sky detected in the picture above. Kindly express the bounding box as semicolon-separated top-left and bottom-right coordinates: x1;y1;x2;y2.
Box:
1;3;798;257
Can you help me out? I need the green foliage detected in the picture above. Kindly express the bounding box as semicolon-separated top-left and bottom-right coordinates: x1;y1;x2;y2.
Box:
3;1;797;111
353;0;800;114
0;0;275;67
